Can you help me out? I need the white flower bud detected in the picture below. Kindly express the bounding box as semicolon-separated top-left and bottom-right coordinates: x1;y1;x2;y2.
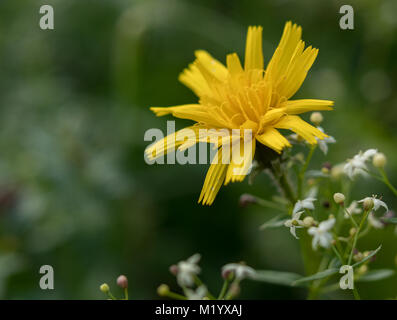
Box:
117;275;128;289
302;216;315;227
373;153;386;168
100;283;110;293
362;197;374;211
310;112;323;126
333;192;345;204
157;284;170;296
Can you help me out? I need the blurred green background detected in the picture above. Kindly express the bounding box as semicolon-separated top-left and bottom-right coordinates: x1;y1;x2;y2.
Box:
0;0;396;299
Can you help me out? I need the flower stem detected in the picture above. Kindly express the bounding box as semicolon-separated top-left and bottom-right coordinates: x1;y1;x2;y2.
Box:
348;209;370;265
217;279;230;300
167;291;188;300
107;291;117;300
352;287;361;300
298;145;316;198
331;244;344;265
379;168;397;197
193;275;216;300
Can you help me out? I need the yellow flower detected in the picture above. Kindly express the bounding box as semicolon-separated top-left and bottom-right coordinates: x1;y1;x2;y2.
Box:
146;22;334;205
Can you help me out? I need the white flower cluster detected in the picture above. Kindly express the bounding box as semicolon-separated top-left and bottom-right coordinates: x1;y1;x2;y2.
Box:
285;194;390;250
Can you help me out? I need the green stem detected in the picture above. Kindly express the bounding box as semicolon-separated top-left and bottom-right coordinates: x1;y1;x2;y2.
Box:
224;280;240;300
344;208;358;228
307;256;330;300
352;287;361;300
107;291;117;300
379;168;397;197
298;145;315;198
193;276;216;300
331;244;344;265
348;209;370;265
166;291;188;300
217;279;229;300
280;173;297;204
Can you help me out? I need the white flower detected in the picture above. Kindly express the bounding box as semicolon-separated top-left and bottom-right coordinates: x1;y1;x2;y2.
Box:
358;196;388;212
343;149;377;179
344;201;362;219
368;213;384;229
316;127;336;155
308;218;335;250
293;197;316;214
284;211;304;239
185;285;207;300
176;253;201;287
222;263;256;281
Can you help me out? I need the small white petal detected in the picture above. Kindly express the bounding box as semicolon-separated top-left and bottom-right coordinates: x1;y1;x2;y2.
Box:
373;199;388;212
308;226;317;236
290;226;299;239
362;149;377;160
319;218;335;231
292;201;303;214
293;211;304;220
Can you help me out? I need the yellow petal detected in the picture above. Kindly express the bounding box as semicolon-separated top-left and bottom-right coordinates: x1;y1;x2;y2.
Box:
277;46;318;99
264;22;319;100
198;147;229;205
281;99;334;114
145;126;199;160
275;115;327;144
178;127;233;151
178;63;212;98
226;53;244;76
150;104;226;127
195;50;228;82
265;21;302;85
256;127;291;153
225;138;255;184
244;26;264;71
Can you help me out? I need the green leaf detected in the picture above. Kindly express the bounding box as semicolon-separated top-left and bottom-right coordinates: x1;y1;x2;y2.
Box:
292;268;339;286
250;270;304;287
259;215;287;230
356;269;395;282
352;245;382;268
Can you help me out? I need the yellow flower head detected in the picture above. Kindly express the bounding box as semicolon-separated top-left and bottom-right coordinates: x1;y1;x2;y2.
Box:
146;22;334;205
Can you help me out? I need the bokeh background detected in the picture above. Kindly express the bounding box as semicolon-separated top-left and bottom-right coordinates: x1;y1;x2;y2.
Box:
0;0;396;299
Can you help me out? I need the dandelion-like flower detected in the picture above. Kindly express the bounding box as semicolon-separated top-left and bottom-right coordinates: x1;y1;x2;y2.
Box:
308;218;335;250
146;22;334;205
